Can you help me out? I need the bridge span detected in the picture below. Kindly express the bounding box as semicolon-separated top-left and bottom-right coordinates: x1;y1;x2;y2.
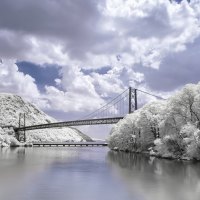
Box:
12;87;164;142
15;117;123;132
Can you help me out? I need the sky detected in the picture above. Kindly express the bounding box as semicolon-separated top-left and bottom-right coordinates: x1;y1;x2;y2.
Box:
0;0;200;138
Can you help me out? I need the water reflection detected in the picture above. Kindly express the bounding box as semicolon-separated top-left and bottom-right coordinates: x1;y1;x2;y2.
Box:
0;147;132;200
0;147;80;200
107;151;200;200
1;147;200;200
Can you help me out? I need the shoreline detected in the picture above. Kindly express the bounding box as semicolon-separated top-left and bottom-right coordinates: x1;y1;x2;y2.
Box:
109;148;199;162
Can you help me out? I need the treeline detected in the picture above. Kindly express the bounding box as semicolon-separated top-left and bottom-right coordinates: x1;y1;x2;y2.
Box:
109;83;200;160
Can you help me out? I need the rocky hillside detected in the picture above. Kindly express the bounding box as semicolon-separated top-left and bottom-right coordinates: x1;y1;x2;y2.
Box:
0;93;92;146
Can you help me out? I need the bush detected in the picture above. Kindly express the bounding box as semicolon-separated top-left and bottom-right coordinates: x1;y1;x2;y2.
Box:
187;141;200;160
162;135;186;157
180;123;197;138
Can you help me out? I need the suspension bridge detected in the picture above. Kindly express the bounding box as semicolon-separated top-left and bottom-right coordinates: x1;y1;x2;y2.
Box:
13;87;164;142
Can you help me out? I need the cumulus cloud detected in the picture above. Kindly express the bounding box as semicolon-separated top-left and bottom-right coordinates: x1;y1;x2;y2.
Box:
0;60;40;99
0;0;107;60
0;0;200;121
135;36;200;91
44;85;104;113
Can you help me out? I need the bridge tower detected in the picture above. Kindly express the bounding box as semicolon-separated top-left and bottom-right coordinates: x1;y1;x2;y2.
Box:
129;87;138;114
18;113;26;142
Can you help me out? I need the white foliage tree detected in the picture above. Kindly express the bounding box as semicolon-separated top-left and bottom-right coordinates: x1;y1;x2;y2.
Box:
108;82;200;160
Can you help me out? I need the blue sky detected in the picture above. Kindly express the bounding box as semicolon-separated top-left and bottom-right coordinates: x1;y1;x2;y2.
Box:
0;0;200;138
17;61;62;92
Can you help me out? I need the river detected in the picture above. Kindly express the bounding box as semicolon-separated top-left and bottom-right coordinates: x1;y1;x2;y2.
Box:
0;147;200;200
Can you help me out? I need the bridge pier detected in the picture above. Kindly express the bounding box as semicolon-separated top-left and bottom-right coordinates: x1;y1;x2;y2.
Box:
129;87;138;113
18;113;26;142
134;88;138;110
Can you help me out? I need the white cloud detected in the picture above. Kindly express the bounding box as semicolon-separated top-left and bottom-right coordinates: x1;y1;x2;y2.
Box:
0;60;40;99
44;85;104;112
1;0;199;71
1;0;200;120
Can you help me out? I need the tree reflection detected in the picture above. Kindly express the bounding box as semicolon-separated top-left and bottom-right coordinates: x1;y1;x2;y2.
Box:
107;151;200;200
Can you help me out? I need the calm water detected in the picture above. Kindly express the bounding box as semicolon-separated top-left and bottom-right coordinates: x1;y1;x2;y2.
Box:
0;147;200;200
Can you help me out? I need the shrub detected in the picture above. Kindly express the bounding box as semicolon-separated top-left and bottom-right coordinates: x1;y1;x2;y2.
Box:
162;135;186;157
187;141;200;160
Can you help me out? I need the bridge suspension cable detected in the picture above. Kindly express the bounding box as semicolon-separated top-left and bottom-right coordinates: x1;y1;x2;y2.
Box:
136;89;166;100
81;87;165;120
82;88;129;119
96;93;129;118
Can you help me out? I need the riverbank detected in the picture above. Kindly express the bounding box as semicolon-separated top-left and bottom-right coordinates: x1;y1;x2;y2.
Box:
109;147;193;161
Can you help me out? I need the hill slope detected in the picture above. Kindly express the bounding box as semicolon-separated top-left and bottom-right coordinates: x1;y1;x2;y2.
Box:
0;93;92;145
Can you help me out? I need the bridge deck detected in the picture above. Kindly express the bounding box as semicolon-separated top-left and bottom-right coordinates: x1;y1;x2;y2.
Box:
33;142;108;147
15;117;123;132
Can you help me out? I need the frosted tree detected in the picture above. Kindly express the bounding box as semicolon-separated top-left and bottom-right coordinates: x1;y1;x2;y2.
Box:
109;101;166;152
109;111;142;151
136;101;166;142
109;82;200;160
161;83;200;138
